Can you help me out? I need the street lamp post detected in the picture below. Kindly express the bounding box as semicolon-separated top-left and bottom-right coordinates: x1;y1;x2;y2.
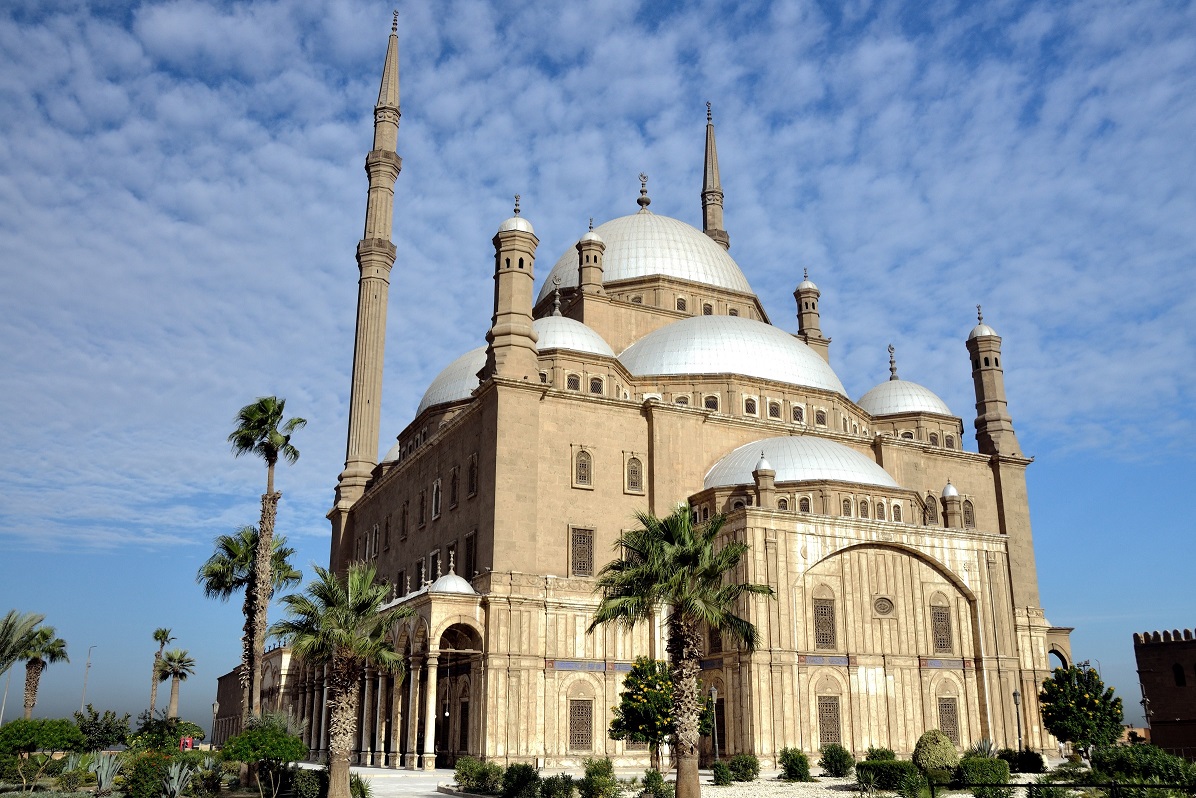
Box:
1012;688;1023;752
710;686;720;762
80;646;96;712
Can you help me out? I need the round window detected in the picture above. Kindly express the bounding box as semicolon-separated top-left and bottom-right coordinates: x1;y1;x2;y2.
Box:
873;597;895;616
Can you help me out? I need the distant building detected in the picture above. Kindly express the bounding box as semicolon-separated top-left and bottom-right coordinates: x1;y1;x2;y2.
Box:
1134;629;1196;759
211;645;293;746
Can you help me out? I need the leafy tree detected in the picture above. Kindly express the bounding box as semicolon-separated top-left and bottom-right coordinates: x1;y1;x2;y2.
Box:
608;657;712;771
196;525;301;730
229;395;306;721
221;718;308;798
19;625;68;719
0;718;85;790
0;611;44;678
148;628;174;717
128;714;205;752
1039;662;1123;751
271;563;413;798
156;649;196;718
588;507;774;798
73;704;131;751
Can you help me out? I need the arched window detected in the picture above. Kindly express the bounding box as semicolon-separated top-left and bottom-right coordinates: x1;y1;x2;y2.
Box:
984;356;990;366
709;629;723;654
892;504;902;522
676;297;687;311
675;396;689;406
929;433;940;446
768;402;781;419
925;494;938;524
931;599;952;653
575;451;592;486
842;417;849;432
431;479;442;519
799;497;811;513
815;410;827;426
901;431;914;440
566;373;581;391
744;398;757;415
876;502;885;520
963;500;975;528
777;498;789;510
626;457;643;492
732;500;745;510
539;371;548;384
858;500;869;519
704;395;719;411
946;435;956;449
793;406;805;423
589;377;604;395
813;593;836;649
703;303;713;316
841;499;852;516
449;469;459;506
728;308;739;316
468;453;479;496
1175;664;1188;687
631;295;643;304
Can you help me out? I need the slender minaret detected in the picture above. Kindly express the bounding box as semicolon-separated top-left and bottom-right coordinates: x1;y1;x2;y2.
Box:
795;268;830;362
331;15;402;567
701;102;729;250
480;196;539;381
576;217;606;295
966;305;1022;456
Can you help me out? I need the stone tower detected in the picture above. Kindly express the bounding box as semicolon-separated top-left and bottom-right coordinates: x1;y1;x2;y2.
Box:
702;102;730;250
795;269;830;362
480;198;539;381
965;306;1022;457
330;16;402;570
576;220;606;295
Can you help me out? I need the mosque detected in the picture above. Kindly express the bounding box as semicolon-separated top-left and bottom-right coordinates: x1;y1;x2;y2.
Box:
283;19;1074;769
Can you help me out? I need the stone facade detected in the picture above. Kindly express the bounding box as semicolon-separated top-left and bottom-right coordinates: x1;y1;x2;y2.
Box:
212;645;293;747
1134;629;1196;759
279;22;1074;770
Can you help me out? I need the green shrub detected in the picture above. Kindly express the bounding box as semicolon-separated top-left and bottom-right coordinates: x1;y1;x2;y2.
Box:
540;773;574;798
1014;749;1045;774
501;763;540;798
457;757;505;794
578;758;619;798
350;772;372;798
957;756;1011;798
778;747;812;781
639;769;673;798
1031;775;1071;798
897;769;928;798
290;766;327;798
856;760;921;791
913;730;959;774
710;761;732;786
120;751;172;798
866;747;897;762
819;743;855;777
1091;744;1190;783
726;753;759;781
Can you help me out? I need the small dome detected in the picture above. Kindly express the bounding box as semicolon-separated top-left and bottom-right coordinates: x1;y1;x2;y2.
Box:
705;436;900;490
754;453;774;473
619;315;847;396
857;379;953;417
416;346;486;416
942;481;959;498
579;229;604;244
538;213;753;303
968;322;997;340
797;278;818;291
533;316;614;357
428;571;477;595
498;215;534;234
381;440;402;464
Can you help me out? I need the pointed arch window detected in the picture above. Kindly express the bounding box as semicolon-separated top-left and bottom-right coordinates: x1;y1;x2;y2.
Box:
626;456;643;493
792;406;805;423
574;450;592;487
431;479;442;519
858;500;869;519
799;497;811;513
963;500;975;528
925;494;938;525
813;596;836;649
876;502;885;520
892;504;902;523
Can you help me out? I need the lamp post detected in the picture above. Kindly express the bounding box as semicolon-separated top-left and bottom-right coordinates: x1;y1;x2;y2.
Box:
211;701;219;745
80;646;96;712
1012;688;1023;752
710;686;720;762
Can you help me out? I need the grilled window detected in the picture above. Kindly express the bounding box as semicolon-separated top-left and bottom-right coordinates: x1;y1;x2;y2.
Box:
768;402;781;419
859;501;869;519
901;431;914;439
626;457;643;492
728;308;739;317
925;494;938;524
777;498;789;510
575;451;592;486
675;396;689;406
744;398;757;415
703;303;713;316
892;504;902;522
815;410;827;426
589;377;603;395
571;528;594;576
676;297;687;311
569;700;593;750
946;435;956;449
630;295;643;304
841;499;852;516
429;549;441;580
799;497;811;513
876;502;885;521
704;395;719;411
567;374;581;391
818;696;841;746
938;697;959;745
932;605;952;653
709;628;723;654
963;501;975;528
539;371;548;384
793;406;805;423
929;433;940;446
813;598;836;649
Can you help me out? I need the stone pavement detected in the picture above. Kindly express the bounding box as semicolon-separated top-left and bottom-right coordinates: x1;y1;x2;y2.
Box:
346;765;454;798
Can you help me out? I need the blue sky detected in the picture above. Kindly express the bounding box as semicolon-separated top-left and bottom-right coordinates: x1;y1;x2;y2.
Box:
1;0;1194;734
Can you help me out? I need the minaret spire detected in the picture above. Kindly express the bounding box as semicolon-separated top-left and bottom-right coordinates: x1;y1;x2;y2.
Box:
888;344;899;381
331;16;404;571
702;101;730;250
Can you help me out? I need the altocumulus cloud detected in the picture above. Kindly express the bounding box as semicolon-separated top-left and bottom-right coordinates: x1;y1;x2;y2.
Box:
0;0;1194;553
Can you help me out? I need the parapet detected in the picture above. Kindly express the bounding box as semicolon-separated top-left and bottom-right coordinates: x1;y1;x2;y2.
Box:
1134;628;1195;644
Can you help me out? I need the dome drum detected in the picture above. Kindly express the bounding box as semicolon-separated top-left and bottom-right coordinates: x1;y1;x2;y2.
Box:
690;478;919;527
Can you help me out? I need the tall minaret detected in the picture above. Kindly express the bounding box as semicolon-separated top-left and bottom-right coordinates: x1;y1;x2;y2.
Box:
330;15;402;569
966;306;1022;456
701;102;729;250
479;196;539;382
795;268;830;362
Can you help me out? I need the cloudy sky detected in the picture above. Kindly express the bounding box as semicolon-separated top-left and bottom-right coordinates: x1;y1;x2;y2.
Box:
1;0;1193;732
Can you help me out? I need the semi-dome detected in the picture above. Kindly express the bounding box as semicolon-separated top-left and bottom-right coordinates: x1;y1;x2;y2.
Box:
537;213;754;303
416;346;487;416
533;316;614;356
857;380;953;417
705;436;901;490
381;439;403;464
618;315;847;396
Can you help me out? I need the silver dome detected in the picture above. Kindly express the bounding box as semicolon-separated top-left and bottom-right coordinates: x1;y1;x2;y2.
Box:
705;436;900;490
968;322;997;340
381;439;403;464
416;346;486;416
941;481;959;498
857;379;953;417
533;316;614;356
537;213;753;303
797;279;818;291
428;571;477;595
618;315;847;396
498;215;534;234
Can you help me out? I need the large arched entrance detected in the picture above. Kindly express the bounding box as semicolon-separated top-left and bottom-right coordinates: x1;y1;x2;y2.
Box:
435;622;484;767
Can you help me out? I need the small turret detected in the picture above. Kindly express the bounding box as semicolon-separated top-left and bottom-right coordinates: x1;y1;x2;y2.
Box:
965;306;1022;456
480;195;539;381
702;102;729;250
576;218;605;295
753;451;776;509
795;268;830;363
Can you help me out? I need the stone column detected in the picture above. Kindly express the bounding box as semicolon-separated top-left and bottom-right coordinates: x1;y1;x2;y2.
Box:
388;673;403;768
360;668;374;765
297;670;310;748
422;654;439;770
405;656;422;769
318;665;330;757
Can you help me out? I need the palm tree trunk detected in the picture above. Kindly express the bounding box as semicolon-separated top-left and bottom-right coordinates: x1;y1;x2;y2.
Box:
150;652;161;716
240;581;257;724
326;657;360;798
251;490;280;719
23;659;44;720
667;614;703;798
168;675;181;718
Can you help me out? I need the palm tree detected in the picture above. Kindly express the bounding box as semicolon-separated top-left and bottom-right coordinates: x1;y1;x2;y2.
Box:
149;627;174;716
21;625;68;719
271;564;413;798
0;611;44;677
588;507;774;798
156;649;196;719
229;395;306;720
196;525;301;724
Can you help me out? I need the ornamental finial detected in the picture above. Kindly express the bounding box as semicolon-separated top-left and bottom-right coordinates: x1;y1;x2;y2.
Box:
448;549;456;574
392;9;398;33
888;343;898;381
588;217;594;231
552;276;562;316
976;304;983;323
513;194;521;216
706;101;712;123
637;173;651;210
803;267;808;280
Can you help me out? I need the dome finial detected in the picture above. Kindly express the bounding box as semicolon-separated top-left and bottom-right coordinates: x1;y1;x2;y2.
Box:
976;304;983;324
637;173;651;210
706;101;712;123
888;343;898;381
391;9;398;33
448;549;456;574
551;276;562;316
513;194;521;216
588;217;594;231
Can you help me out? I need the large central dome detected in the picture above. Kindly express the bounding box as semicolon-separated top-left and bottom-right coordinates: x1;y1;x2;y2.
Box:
537;212;754;303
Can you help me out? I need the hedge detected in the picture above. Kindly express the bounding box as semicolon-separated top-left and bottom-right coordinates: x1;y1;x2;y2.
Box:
856;760;920;790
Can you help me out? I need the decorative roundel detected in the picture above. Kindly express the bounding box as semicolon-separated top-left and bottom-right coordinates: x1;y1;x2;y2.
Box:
873;597;895;616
